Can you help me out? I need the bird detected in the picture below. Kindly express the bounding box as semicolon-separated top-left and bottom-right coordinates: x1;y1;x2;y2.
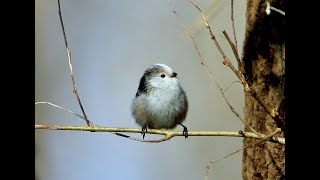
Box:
131;64;189;139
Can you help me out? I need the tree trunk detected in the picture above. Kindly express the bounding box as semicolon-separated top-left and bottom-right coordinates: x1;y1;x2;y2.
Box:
242;0;285;179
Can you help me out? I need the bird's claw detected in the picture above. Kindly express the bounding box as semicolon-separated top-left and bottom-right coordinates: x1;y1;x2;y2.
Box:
183;127;188;138
179;123;188;138
141;125;147;139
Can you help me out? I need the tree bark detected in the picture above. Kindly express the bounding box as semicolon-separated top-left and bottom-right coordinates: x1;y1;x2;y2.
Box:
242;0;285;179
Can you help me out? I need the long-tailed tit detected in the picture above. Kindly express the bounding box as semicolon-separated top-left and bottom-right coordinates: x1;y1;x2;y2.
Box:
131;64;188;139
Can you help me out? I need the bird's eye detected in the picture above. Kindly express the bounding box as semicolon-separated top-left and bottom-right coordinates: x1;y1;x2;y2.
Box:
161;74;165;78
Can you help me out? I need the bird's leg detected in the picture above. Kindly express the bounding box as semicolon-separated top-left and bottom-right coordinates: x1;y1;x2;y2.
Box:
178;123;188;138
141;124;148;139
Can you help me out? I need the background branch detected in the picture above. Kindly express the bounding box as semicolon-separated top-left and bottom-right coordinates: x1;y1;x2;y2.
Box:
231;0;238;51
57;0;91;126
204;128;282;180
190;36;261;137
266;1;285;16
188;0;284;129
57;0;149;140
222;30;244;73
188;0;226;59
35;101;170;142
170;3;260;136
35;101;91;123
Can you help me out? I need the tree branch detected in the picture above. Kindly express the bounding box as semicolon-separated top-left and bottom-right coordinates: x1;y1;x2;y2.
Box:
266;1;285;16
35;124;285;144
222;30;244;73
231;0;238;51
35;101;284;144
57;0;91;126
190;36;262;137
35;101;86;121
188;0;284;129
204;128;282;180
204;128;281;180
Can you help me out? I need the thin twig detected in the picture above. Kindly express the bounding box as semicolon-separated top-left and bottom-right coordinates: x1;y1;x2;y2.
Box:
190;37;261;137
231;0;238;50
56;0;146;139
270;6;285;16
266;1;285;16
57;0;91;126
35;125;285;144
113;133;173;143
35;101;159;141
188;0;284;129
204;128;282;180
35;101;95;125
222;30;244;73
223;81;242;93
188;0;226;59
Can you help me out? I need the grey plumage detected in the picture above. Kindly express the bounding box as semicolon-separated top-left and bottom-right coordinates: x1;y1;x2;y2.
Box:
131;64;188;131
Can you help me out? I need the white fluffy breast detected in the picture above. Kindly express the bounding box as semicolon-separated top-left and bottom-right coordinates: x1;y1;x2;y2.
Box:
145;85;182;128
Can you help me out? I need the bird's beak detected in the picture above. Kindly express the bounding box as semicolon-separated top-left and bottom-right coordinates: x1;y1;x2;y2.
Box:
172;72;177;77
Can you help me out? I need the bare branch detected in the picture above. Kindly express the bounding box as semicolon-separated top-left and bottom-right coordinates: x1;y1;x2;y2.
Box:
222;30;244;73
223;81;242;93
220;32;280;123
266;1;285;16
35;101;91;123
35;101;284;144
35;101;149;140
57;0;91;126
112;132;173;143
35;125;285;144
188;0;284;129
188;0;226;59
204;128;282;180
171;3;260;136
56;1;145;140
231;0;238;50
190;37;262;137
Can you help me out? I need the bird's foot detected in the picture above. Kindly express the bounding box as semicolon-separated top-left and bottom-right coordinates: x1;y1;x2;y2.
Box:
179;123;188;138
141;125;148;139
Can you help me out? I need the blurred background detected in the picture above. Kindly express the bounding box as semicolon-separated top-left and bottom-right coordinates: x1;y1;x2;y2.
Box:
35;0;247;179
